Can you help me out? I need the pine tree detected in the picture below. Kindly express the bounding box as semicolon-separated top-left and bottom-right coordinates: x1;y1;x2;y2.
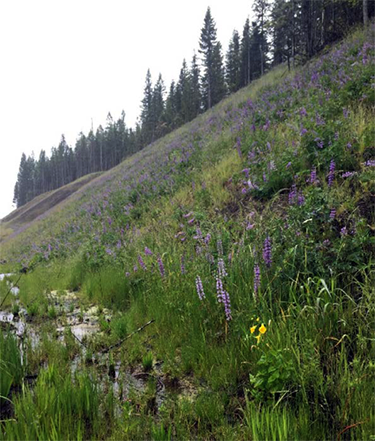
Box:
226;30;241;93
199;7;221;110
240;18;252;87
253;0;270;76
152;74;166;139
190;53;202;118
140;69;154;145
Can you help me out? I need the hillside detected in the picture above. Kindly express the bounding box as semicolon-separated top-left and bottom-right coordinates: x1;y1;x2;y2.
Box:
0;172;102;244
0;26;374;440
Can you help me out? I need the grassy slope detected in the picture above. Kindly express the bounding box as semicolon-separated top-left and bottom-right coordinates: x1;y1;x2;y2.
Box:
1;26;374;440
0;171;102;243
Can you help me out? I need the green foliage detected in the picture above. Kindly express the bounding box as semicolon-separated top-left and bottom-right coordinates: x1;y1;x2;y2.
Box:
249;348;296;401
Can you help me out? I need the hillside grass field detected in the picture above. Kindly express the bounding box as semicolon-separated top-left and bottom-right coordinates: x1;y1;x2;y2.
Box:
0;25;374;440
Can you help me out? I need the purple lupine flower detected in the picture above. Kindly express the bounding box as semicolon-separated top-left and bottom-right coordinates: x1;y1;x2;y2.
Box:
341;171;354;178
328;160;336;187
297;192;305;206
157;255;165;277
188;217;195;225
194;228;203;240
263;236;272;268
330;208;336;219
286;162;292;169
125;272;130;277
216;276;225;303
347;143;352;149
242;168;250;178
138;255;147;270
254;264;261;300
310;167;317;184
204;233;211;245
300;126;308;136
144;246;153;256
183;211;193;218
340;227;348;236
195;276;206;300
246;222;254;230
365;160;375;167
263;172;268;182
218;258;228;279
116;240;122;249
222;290;232;321
217;239;223;257
133;264;138;272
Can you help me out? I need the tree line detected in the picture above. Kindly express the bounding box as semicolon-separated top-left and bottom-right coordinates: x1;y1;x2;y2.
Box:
13;0;372;208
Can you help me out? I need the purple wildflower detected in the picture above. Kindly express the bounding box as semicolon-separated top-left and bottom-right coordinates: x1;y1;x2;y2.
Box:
157;255;165;277
204;233;211;245
254;264;261;300
242;168;250;178
144;246;153;256
330;208;336;219
188;217;195;225
286;162;292;169
138;255;147;270
222;290;232;321
341;171;354;178
340;227;348;236
263;236;272;268
297;192;305;206
218;258;228;278
195;276;206;300
216;276;225;303
365;160;375;167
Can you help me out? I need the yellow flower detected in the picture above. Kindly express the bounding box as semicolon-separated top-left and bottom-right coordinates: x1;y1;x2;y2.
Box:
256;317;260;322
255;334;261;343
250;325;257;334
259;324;267;334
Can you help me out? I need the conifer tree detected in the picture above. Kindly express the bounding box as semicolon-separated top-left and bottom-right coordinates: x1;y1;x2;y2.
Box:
152;74;166;139
190;53;202;118
240;18;252;87
199;7;225;110
226;30;241;93
140;69;154;144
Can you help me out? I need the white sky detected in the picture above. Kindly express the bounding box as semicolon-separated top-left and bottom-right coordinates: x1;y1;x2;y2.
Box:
0;0;253;219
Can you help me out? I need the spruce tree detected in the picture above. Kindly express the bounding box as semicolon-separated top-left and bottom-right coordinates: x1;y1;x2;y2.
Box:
140;69;154;145
199;7;220;110
226;30;241;93
240;18;252;87
190;53;202;118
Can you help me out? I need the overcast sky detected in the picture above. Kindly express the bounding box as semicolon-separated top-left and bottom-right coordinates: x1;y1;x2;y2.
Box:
0;0;253;219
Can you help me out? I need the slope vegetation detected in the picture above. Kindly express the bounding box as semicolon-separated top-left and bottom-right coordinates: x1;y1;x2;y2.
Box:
0;172;102;243
0;26;374;440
